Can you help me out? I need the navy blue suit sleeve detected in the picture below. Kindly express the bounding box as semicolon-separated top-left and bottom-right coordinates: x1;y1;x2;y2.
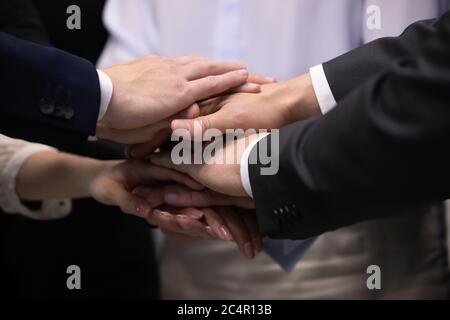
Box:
0;32;100;148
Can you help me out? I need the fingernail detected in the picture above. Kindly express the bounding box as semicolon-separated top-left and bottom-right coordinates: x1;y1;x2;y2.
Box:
172;119;189;130
244;242;255;259
181;208;204;220
237;69;248;76
205;226;217;239
242;83;260;90
265;76;276;82
189;209;204;220
154;209;171;218
175;215;191;230
218;225;233;241
135;201;150;218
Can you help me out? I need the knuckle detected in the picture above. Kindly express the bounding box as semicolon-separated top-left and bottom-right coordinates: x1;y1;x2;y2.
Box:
203;62;215;73
174;219;187;232
97;187;113;202
120;205;133;215
174;80;189;97
168;62;181;75
230;109;249;128
207;76;220;90
124;199;138;215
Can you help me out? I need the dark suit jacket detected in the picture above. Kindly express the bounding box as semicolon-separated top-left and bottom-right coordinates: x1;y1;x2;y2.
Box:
0;0;159;299
249;11;450;240
0;31;100;149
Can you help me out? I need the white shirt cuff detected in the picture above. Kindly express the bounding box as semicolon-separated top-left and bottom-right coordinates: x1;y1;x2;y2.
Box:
240;134;270;198
309;64;337;115
96;69;113;121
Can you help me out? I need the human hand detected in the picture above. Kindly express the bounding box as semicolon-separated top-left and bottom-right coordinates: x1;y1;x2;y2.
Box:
96;103;200;145
88;160;263;258
134;184;254;209
88;161;202;217
100;75;277;159
148;133;265;197
171;73;321;137
98;55;249;134
142;205;262;259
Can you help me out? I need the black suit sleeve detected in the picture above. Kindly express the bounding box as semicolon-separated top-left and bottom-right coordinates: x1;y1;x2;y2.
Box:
323;16;439;102
0;32;101;148
249;11;450;240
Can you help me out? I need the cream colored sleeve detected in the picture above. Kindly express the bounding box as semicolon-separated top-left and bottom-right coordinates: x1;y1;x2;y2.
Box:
0;135;72;220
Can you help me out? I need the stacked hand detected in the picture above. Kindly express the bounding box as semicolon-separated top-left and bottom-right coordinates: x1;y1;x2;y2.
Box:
124;73;320;158
92;55;320;259
95;54;274;144
172;73;321;137
84;158;262;259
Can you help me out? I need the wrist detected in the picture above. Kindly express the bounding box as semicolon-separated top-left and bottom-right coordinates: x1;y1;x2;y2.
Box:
73;157;108;198
16;150;60;200
284;73;321;122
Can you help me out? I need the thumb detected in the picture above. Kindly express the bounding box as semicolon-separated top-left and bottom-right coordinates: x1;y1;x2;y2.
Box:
125;129;171;160
126;103;200;159
171;110;230;139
